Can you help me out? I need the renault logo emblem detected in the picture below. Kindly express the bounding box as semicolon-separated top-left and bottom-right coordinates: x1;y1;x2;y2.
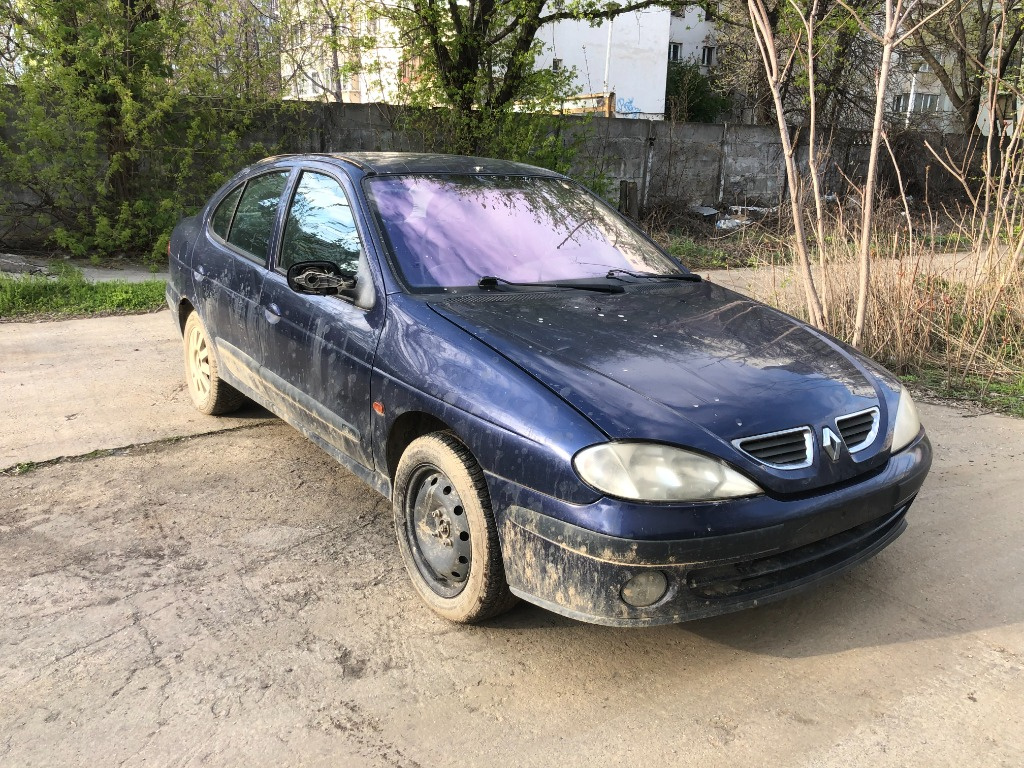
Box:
822;427;842;462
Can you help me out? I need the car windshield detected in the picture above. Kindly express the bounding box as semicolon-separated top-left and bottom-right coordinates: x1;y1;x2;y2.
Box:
366;174;683;289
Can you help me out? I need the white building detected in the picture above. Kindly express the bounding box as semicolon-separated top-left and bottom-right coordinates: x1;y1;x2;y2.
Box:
668;7;717;71
887;53;958;132
887;50;1019;135
534;9;673;118
280;6;404;104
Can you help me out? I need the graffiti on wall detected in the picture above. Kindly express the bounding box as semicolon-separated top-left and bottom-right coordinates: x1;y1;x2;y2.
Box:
616;97;641;118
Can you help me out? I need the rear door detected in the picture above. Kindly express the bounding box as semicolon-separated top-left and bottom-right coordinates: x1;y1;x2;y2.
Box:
257;167;385;468
193;169;292;389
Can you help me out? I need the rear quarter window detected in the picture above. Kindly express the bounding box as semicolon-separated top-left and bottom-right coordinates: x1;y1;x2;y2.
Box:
210;184;243;240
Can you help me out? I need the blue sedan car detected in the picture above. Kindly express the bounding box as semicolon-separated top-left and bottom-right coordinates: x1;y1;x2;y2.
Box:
167;152;931;626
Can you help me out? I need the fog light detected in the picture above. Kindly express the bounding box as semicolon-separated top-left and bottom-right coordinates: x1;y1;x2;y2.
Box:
621;571;669;607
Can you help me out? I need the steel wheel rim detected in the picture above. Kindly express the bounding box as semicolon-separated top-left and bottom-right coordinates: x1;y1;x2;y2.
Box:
405;465;473;598
187;324;211;401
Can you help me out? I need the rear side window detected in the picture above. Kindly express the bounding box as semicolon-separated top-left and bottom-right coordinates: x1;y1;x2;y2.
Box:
226;171;290;262
279;172;361;274
210;184;243;240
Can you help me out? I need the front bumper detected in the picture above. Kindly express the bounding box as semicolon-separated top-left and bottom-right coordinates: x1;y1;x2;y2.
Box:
495;434;931;626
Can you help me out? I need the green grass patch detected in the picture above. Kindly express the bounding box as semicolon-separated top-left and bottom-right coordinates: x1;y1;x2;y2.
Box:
902;369;1024;418
921;231;972;251
661;234;765;270
0;264;166;320
665;235;732;269
655;227;788;271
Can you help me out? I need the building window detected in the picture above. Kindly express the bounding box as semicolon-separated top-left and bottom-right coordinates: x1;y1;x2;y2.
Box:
668;43;682;62
893;93;939;113
701;46;716;66
400;56;422;85
552;58;563;72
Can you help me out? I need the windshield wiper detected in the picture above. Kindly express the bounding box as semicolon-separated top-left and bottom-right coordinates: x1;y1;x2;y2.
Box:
606;268;702;282
478;275;624;294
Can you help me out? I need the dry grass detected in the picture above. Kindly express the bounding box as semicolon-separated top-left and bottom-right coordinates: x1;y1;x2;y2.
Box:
743;205;1023;408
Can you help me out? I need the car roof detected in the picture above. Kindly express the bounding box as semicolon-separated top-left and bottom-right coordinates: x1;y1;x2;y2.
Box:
258;152;563;178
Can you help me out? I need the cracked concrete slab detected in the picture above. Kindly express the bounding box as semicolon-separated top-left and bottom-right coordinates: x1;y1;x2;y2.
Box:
0;311;272;468
0;312;1022;766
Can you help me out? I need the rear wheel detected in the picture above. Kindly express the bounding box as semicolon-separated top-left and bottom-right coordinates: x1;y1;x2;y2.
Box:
393;432;517;623
182;311;246;415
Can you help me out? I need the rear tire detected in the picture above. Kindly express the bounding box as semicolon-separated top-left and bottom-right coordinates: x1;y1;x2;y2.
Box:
182;311;246;415
393;432;518;623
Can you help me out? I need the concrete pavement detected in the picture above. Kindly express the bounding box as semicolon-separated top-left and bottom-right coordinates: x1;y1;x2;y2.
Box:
0;312;271;468
0;309;1021;767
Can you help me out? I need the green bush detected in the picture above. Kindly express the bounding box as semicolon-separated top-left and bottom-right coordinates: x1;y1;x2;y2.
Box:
0;1;290;264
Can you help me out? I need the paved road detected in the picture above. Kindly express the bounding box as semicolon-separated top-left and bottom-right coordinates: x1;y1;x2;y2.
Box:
702;250;992;299
0;310;1022;767
1;253;168;284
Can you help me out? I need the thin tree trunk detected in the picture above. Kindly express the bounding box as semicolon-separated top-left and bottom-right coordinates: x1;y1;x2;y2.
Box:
800;0;830;326
852;23;896;348
748;0;825;328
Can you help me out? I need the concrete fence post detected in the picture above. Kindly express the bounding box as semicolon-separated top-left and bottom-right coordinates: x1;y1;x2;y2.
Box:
619;180;639;219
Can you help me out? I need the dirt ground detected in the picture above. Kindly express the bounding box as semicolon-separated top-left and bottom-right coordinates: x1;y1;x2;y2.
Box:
1;309;1022;767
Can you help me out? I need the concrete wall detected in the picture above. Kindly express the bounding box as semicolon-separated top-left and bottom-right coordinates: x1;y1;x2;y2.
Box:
250;104;987;211
279;104;788;206
572;116;785;206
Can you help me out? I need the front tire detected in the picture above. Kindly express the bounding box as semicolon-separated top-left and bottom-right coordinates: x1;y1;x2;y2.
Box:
182;311;246;415
393;432;517;623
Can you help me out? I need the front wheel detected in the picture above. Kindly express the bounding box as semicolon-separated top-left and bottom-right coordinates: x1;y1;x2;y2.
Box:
393;432;517;623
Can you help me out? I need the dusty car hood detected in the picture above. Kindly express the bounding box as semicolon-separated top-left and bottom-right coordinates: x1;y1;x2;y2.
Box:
430;281;891;488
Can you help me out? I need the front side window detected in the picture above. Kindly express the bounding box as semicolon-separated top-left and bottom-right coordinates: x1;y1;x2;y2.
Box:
279;171;361;274
226;171;290;262
366;174;682;289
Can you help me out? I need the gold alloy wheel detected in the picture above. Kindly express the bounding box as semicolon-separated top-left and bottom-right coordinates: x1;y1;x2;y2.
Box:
186;322;212;403
181;311;245;415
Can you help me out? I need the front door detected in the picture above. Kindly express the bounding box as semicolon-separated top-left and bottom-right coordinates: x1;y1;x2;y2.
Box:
258;169;383;469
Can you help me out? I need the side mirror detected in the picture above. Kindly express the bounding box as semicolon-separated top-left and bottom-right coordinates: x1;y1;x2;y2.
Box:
286;261;357;296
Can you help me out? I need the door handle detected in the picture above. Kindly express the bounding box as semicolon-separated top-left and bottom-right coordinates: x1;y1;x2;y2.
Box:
264;303;281;325
194;264;206;282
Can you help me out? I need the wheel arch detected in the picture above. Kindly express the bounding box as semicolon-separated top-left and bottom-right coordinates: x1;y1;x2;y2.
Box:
177;298;195;335
385;411;458;482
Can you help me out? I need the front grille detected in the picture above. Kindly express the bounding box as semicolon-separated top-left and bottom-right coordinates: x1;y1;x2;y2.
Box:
686;504;910;600
734;427;812;469
836;407;879;452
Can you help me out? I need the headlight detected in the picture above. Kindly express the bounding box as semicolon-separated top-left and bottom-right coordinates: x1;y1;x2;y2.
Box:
573;442;763;502
891;388;922;452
